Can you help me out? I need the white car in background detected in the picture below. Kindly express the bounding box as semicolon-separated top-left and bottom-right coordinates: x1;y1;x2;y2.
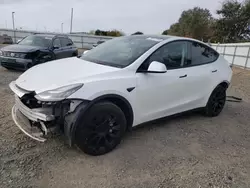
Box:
9;35;232;156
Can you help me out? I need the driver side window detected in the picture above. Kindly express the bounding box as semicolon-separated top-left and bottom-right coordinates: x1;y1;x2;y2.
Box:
140;41;189;70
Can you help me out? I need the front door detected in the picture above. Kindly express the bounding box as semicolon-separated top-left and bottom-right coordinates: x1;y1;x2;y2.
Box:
52;38;64;59
135;40;193;124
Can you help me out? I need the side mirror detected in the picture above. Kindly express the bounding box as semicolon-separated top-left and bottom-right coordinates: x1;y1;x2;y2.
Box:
147;61;167;73
17;39;21;44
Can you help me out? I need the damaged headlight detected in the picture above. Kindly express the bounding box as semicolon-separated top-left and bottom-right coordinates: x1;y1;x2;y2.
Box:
35;83;83;101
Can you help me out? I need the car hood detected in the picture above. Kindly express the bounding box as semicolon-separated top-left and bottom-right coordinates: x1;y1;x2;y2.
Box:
15;57;120;93
1;44;47;53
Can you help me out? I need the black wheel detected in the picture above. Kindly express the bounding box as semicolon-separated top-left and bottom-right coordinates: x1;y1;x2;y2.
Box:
75;101;127;156
204;85;226;117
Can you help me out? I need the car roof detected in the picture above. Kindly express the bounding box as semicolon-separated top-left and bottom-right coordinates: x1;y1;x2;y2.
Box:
126;34;204;43
33;33;69;39
126;34;179;41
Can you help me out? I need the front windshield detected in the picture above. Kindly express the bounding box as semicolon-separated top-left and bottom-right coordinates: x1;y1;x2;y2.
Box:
19;35;52;47
81;36;161;68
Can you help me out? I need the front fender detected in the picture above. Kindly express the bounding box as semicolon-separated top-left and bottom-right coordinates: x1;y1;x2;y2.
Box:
64;101;89;146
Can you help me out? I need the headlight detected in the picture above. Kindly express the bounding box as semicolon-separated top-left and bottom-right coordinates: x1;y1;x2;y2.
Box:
35;83;83;101
15;53;26;58
0;51;3;56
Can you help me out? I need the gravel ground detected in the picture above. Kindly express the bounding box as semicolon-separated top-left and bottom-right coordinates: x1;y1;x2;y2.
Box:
0;66;250;188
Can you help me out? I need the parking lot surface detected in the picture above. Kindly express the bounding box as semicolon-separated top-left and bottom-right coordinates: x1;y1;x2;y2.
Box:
0;66;250;188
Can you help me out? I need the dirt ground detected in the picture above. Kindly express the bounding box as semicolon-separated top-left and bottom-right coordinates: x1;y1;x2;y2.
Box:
0;66;250;188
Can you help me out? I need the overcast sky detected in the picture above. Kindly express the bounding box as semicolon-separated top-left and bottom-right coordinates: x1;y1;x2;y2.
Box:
0;0;223;34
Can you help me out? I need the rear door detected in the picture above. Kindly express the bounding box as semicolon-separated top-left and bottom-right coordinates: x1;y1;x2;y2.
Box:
182;41;220;107
60;38;75;58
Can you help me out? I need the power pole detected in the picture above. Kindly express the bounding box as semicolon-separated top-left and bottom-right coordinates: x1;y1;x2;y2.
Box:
70;8;73;33
12;12;16;43
61;23;64;33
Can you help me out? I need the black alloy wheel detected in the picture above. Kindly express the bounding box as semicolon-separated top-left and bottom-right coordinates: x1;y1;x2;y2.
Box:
204;85;226;117
75;101;126;156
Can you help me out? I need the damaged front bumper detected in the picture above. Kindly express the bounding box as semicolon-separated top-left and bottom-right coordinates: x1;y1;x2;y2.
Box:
10;81;89;144
12;96;55;142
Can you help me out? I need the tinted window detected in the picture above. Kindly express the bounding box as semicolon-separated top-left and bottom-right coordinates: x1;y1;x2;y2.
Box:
81;36;161;68
142;41;189;70
19;35;52;47
189;42;218;66
53;38;61;47
61;38;73;47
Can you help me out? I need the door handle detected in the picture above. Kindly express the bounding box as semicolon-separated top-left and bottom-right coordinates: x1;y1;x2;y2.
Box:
179;74;187;78
212;70;217;73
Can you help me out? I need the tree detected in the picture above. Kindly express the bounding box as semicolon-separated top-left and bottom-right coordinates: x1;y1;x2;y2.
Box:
167;23;181;36
167;7;214;40
94;29;124;37
162;7;213;40
214;0;250;42
162;30;168;35
132;31;143;35
107;30;124;37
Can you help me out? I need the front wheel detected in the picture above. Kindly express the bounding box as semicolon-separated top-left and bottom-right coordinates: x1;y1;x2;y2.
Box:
75;101;127;156
204;85;226;117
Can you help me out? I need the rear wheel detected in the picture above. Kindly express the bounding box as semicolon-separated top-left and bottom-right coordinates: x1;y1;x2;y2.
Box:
75;101;127;156
204;85;226;117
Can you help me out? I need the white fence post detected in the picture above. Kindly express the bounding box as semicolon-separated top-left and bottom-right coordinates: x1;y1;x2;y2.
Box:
244;46;250;68
223;46;226;56
232;46;238;66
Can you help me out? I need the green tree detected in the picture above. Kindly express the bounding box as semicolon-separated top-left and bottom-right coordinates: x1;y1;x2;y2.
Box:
94;29;124;37
132;31;144;35
162;30;168;35
107;30;124;37
214;0;250;42
167;23;181;36
164;7;213;41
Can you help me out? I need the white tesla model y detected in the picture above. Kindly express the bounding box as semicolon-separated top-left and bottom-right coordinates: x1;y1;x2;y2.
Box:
9;35;232;155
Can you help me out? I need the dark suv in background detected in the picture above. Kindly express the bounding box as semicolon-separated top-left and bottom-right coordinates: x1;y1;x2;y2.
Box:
0;34;78;70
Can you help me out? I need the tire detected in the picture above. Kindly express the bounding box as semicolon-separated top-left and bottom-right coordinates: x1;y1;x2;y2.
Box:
75;101;127;156
204;85;226;117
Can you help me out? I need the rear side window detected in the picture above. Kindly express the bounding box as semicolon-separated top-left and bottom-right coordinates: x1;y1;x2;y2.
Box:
60;38;73;47
187;41;219;66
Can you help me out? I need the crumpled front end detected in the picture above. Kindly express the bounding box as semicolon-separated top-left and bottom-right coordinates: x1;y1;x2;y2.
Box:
9;81;84;142
12;95;56;142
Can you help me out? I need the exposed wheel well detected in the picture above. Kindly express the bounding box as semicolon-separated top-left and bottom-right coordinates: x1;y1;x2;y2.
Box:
97;96;134;131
